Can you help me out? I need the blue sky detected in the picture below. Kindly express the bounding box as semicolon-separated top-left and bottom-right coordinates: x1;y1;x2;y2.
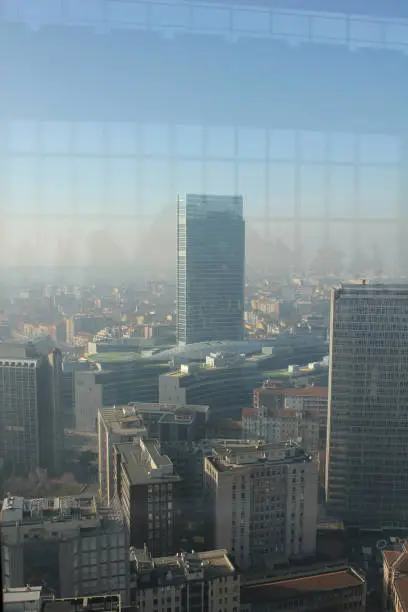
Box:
1;0;407;267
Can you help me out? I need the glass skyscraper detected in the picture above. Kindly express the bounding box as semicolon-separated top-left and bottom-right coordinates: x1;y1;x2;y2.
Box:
177;194;245;345
326;283;408;528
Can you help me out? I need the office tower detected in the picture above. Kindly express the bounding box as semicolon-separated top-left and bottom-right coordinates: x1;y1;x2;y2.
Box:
177;193;245;345
0;340;64;475
326;283;408;527
204;441;318;570
0;495;129;602
113;439;181;556
131;548;239;611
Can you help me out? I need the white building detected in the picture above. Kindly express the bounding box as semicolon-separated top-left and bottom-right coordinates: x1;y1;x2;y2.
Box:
205;441;318;570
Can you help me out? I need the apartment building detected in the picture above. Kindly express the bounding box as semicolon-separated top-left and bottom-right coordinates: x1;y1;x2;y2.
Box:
284;387;328;449
242;405;319;453
0;495;129;602
131;547;239;612
114;439;181;556
204;441;318;570
326;283;408;527
98;402;208;504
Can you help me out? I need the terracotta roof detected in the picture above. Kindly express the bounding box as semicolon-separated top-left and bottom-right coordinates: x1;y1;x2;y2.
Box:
255;387;285;396
394;552;408;573
284;387;328;398
242;407;257;417
395;575;408;611
241;569;364;604
383;550;401;568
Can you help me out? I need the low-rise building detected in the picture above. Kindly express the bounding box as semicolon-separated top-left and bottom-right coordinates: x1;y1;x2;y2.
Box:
0;495;129;602
204;441;318;570
159;354;263;419
131;547;239;612
241;564;366;611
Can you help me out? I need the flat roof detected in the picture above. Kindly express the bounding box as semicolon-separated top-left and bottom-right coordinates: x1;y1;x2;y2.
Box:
241;568;364;603
88;352;139;363
4;587;42;603
116;442;180;486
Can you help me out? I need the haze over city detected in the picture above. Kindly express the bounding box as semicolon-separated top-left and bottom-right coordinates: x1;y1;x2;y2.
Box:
1;1;408;612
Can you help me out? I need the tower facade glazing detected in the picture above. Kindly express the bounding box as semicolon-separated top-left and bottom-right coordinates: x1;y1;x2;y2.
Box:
326;283;408;527
177;194;245;345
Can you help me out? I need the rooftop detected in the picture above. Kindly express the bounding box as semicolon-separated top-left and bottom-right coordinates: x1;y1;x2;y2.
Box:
116;440;180;485
88;352;140;363
285;386;328;398
395;575;408;612
42;595;120;612
241;567;365;604
207;441;310;471
1;495;97;525
132;548;236;587
4;587;43;604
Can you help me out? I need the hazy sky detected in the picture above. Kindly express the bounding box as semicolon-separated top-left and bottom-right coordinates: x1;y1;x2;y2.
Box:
1;0;407;270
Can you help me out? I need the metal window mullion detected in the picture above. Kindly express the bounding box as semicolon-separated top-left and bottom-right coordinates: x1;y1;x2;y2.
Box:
324;133;331;247
294;130;302;271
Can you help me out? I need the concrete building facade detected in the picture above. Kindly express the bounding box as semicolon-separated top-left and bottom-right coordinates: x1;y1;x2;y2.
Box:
204;441;318;570
131;547;239;612
0;495;129;602
114;439;181;556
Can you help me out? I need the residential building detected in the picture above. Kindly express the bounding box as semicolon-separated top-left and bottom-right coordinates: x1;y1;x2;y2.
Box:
326;283;408;527
242;406;319;453
0;340;64;475
75;353;169;432
383;542;408;612
131;547;239;612
0;495;129;602
98;402;208;506
204;441;318;570
284;387;328;449
114;439;181;556
177;193;245;345
241;564;366;611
